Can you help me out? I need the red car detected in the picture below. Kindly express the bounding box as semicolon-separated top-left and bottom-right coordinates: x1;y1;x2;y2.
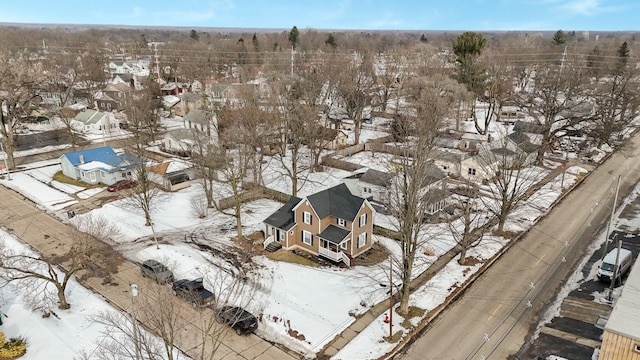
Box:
107;179;137;192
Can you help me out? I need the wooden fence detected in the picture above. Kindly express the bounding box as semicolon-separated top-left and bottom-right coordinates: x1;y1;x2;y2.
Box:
217;182;291;210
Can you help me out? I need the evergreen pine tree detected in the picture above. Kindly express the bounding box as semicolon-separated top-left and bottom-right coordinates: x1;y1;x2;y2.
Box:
614;41;630;75
552;30;566;46
419;34;428;43
325;33;338;50
190;29;199;41
288;26;299;49
252;33;260;52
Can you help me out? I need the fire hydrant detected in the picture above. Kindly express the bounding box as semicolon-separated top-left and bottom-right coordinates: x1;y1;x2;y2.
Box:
383;314;389;323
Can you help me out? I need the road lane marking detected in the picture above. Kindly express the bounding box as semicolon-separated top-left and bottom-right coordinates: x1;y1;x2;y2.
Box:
488;303;502;321
536;254;546;266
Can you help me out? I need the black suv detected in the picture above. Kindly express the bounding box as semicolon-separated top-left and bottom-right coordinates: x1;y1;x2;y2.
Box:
216;306;258;335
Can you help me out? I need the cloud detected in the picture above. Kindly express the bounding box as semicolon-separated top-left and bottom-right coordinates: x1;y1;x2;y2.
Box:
121;0;240;25
559;0;612;15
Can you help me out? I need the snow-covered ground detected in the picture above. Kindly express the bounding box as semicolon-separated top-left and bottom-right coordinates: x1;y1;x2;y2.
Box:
0;229;181;360
0;143;590;359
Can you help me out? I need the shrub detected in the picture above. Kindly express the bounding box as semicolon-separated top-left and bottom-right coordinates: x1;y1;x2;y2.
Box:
0;332;27;359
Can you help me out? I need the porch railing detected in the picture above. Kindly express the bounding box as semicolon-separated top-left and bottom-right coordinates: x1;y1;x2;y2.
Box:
340;252;351;267
263;235;275;250
319;247;350;267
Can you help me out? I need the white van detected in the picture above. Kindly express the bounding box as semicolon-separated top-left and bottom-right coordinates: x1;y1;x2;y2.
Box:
597;248;633;283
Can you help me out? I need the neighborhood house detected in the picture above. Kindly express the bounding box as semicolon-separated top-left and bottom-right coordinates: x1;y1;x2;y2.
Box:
147;159;195;192
59;146;141;186
263;184;375;267
71;109;122;135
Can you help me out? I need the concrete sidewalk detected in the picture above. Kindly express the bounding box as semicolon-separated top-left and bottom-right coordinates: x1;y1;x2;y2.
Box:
0;185;298;360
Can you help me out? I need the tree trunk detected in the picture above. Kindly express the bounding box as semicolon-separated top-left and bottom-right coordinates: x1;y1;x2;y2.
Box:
354;119;362;145
57;284;70;310
235;201;243;240
399;277;410;314
205;178;214;208
497;216;506;233
144;210;152;226
458;246;468;265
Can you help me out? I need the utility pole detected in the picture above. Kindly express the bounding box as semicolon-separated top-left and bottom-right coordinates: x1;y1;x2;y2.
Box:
153;42;161;80
0;141;10;180
389;256;393;338
290;46;295;76
560;46;568;72
130;283;141;360
601;176;621;260
607;240;623;302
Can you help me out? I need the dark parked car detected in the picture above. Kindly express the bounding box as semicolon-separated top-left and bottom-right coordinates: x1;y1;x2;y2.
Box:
216;306;258;335
107;179;137;192
172;278;214;307
140;259;174;284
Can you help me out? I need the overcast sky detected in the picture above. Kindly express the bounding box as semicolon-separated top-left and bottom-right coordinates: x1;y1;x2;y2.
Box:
1;0;637;31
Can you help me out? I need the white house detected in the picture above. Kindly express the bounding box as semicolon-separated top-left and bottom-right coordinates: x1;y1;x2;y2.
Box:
343;165;450;215
71;109;121;135
343;168;393;204
161;128;217;157
59;146;141;186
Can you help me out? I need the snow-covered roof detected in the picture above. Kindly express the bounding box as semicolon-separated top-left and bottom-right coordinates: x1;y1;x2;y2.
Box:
148;159;193;175
77;160;114;171
162;95;180;107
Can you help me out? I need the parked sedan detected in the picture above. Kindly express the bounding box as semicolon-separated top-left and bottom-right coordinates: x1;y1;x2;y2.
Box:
216;306;258;335
140;259;174;284
107;179;137;192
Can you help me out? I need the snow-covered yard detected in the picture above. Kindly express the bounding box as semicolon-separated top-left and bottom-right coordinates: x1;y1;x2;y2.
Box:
0;148;590;359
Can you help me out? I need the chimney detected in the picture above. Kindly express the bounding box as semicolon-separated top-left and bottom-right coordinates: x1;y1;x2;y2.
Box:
79;154;85;164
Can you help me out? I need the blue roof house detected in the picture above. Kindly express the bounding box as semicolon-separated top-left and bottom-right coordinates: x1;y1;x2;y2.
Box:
59;146;141;185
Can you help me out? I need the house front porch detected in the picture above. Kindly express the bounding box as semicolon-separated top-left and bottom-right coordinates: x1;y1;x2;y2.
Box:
319;240;350;267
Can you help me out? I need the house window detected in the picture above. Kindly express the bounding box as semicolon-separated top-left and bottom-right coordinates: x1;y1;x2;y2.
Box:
302;230;313;245
303;211;312;225
468;168;477;176
337;218;346;226
340;241;347;250
357;233;367;248
635;343;640;353
359;213;367;227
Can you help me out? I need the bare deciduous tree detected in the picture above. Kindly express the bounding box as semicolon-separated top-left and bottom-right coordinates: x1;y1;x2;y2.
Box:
272;77;315;196
333;51;377;145
476;132;540;233
0;50;43;169
0;215;119;311
446;186;486;265
514;64;589;163
385;74;451;314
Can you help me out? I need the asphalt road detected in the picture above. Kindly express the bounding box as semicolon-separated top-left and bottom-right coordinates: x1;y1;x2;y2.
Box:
397;134;640;360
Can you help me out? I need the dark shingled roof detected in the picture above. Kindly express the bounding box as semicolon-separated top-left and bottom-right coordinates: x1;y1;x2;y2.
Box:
318;224;351;245
307;183;365;222
359;169;393;187
263;196;302;230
